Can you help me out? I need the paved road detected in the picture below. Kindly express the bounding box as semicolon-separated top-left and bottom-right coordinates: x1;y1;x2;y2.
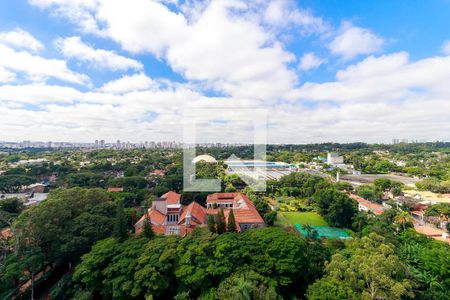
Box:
340;174;419;186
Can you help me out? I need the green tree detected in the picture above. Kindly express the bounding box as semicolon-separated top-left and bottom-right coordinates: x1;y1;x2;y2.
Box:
207;215;216;233
215;271;279;300
394;211;414;231
14;187;114;261
227;209;237;232
216;208;226;234
264;211;277;226
314;188;357;228
142;215;154;238
307;233;414;300
0;175;35;193
0;197;23;213
113;202;127;241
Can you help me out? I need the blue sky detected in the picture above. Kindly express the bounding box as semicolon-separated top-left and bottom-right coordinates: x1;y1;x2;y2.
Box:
0;0;449;143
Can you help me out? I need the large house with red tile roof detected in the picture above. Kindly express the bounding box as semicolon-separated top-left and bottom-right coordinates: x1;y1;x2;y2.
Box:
134;191;264;236
206;192;265;232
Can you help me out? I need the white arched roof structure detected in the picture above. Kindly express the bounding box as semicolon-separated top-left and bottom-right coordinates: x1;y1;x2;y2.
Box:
192;154;217;164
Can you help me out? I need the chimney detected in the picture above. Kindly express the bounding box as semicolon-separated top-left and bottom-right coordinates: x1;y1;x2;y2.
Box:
185;211;191;227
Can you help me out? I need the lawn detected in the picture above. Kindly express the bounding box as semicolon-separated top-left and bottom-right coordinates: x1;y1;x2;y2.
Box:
282;212;328;226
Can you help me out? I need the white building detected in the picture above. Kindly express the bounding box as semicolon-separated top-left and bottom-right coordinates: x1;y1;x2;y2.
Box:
327;153;344;165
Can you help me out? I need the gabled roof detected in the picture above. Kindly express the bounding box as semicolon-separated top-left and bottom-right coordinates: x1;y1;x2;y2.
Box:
233;195;265;224
160;191;181;205
148;209;166;225
350;194;384;215
179;201;207;225
206;193;264;226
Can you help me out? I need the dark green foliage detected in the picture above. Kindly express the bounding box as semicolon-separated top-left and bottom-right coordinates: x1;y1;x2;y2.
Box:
0;174;35;193
307;233;415;300
64;172;105;188
269;172;329;198
396;229;450;299
356;184;383;203
227;209;236;232
207;215;216;233
142;216;154;238
113;202;127;241
216;208;226;234
14;187;115;261
0;197;23;213
313;188;357;228
416;178;450;193
264;210;277;226
214;271;279;300
73;227;328;299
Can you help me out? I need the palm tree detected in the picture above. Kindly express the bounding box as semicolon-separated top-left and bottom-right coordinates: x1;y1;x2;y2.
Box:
395;211;414;231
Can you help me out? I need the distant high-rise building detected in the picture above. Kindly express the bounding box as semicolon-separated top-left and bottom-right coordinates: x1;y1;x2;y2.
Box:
392;139;400;144
100;140;105;148
95;140;99;148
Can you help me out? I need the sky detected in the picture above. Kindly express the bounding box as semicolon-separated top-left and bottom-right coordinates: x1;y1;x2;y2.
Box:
0;0;450;144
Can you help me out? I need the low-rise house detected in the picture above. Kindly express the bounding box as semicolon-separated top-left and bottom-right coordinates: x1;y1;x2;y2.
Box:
134;191;265;236
414;224;450;244
107;187;124;193
350;194;385;215
23;183;46;193
150;169;165;176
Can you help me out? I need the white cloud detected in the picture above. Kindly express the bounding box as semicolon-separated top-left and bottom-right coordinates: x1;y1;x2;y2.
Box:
297;52;450;103
96;0;186;56
11;0;450;143
298;52;325;70
56;36;143;71
0;28;44;51
328;22;384;59
442;40;450;55
263;0;328;35
0;44;89;84
29;0;102;34
31;0;303;100
0;67;16;83
99;73;157;94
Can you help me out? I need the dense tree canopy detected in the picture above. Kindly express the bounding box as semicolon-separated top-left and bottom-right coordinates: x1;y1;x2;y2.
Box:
72;227;329;299
307;233;415;300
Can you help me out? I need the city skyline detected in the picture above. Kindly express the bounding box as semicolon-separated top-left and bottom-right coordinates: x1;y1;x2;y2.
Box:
1;1;450;143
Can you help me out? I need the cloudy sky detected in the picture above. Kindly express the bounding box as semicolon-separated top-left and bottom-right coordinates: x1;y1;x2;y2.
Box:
0;0;450;144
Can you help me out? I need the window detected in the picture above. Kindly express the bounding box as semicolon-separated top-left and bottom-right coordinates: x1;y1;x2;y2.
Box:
167;226;180;235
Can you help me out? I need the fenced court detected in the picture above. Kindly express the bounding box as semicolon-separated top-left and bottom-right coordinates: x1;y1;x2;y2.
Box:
295;225;350;239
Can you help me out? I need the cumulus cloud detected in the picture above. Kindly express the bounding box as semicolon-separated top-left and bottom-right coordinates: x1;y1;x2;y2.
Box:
99;73;158;94
298;52;325;70
297;52;450;103
0;44;89;84
0;28;43;51
6;0;448;143
328;22;384;59
56;36;143;71
30;0;307;100
263;0;328;35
